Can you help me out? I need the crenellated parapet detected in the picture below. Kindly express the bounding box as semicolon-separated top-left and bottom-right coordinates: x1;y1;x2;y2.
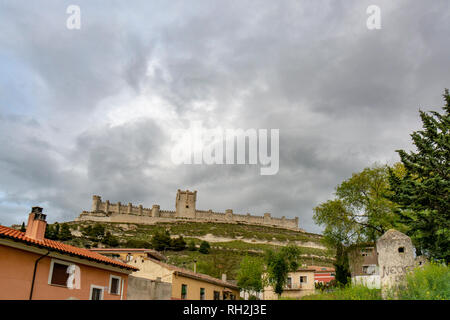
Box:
76;190;300;230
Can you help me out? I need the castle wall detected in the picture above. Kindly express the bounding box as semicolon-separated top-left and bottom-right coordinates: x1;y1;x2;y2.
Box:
81;193;299;230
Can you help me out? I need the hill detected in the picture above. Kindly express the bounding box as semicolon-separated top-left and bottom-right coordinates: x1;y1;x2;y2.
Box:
49;220;335;280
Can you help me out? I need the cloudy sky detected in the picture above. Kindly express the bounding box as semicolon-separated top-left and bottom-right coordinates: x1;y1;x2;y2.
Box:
0;1;449;233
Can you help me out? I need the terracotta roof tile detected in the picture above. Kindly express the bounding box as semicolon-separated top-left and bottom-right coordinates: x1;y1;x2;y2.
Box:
0;225;138;271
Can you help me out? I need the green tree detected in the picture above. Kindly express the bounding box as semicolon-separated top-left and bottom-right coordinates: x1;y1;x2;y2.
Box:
59;223;72;241
20;222;26;232
151;230;172;251
199;241;211;254
125;239;151;248
237;256;264;295
264;245;301;297
187;240;197;251
103;231;119;247
388;89;450;262
171;236;187;251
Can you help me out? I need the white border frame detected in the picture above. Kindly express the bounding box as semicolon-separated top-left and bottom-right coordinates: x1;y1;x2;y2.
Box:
90;285;104;300
48;258;72;287
109;274;122;295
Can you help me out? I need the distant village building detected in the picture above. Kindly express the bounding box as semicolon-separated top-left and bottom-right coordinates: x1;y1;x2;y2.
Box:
348;243;380;289
76;189;301;231
262;266;316;300
0;207;138;300
124;257;240;300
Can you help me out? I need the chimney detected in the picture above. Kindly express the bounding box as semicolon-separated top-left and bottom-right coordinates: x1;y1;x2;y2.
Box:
222;273;227;282
193;259;197;273
25;207;47;241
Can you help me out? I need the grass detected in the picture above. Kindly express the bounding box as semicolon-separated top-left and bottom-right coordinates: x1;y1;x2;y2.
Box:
302;285;382;300
392;262;450;300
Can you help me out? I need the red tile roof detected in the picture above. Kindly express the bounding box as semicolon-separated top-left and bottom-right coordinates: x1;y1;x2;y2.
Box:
0;225;138;271
143;257;239;290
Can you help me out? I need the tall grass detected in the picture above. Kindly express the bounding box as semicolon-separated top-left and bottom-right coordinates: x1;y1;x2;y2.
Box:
393;262;450;300
301;285;382;300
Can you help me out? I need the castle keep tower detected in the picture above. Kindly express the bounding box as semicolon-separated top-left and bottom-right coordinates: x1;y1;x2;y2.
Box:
176;189;197;218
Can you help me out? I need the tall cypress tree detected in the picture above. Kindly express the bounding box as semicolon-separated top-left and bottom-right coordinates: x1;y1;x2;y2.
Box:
388;89;450;262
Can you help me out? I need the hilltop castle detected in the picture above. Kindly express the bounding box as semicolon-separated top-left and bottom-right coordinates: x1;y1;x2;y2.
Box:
76;189;300;231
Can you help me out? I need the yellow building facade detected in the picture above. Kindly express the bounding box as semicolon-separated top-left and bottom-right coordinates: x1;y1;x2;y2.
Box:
263;268;316;300
128;258;239;300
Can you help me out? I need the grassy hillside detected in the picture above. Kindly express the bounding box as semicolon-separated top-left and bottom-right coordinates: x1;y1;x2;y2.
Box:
59;220;335;279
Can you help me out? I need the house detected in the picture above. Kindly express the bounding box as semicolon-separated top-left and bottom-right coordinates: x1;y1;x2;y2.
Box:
262;267;316;300
0;207;138;300
126;257;240;300
308;265;335;284
89;248;171;300
347;242;381;289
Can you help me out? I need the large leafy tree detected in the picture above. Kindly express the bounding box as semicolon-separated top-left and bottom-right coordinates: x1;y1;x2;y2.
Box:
264;245;301;297
313;165;401;284
237;256;264;295
388;89;450;262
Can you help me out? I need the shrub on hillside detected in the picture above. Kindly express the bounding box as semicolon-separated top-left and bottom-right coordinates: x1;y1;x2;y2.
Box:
199;241;211;254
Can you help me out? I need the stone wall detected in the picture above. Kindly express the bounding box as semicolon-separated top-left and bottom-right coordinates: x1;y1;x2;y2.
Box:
76;191;299;231
127;275;172;300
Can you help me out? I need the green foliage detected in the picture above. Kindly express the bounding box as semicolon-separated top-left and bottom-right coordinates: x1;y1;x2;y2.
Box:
265;245;301;296
20;222;26;232
199;241;211;254
125;239;151;248
103;231;119;247
388;89;450;262
58;223;72;241
302;284;382;300
151;230;172;251
45;222;60;240
237;256;264;293
394;262;450;300
187;240;197;251
171;235;187;251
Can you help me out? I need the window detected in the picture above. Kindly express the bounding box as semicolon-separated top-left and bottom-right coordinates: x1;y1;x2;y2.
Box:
300;276;307;283
109;275;121;295
90;285;104;300
181;284;187;300
286;277;292;288
49;260;71;287
186;205;189;208
213;291;220;300
126;254;133;262
200;288;205;300
398;247;405;253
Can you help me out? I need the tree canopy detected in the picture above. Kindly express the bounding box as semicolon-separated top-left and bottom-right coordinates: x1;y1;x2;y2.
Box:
388;89;450;262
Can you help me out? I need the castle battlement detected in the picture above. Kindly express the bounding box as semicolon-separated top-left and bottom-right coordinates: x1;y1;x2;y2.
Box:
76;190;300;231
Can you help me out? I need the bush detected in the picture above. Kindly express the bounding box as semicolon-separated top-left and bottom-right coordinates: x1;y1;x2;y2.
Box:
171;236;187;251
188;240;197;251
394;262;450;300
199;241;211;254
302;284;382;300
126;239;151;248
151;230;172;251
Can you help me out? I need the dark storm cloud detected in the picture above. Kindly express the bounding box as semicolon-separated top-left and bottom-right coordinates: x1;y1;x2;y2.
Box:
0;0;448;233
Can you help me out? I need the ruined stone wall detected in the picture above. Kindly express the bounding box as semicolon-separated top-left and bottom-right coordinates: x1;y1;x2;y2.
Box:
376;229;415;298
